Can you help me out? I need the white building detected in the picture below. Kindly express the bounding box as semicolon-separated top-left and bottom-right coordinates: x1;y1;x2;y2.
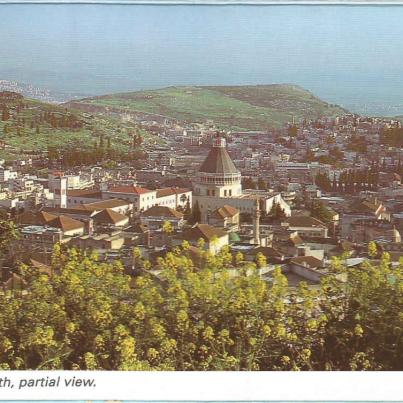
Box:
102;185;157;212
48;172;68;209
66;189;103;207
155;187;192;209
0;167;18;183
9;178;35;193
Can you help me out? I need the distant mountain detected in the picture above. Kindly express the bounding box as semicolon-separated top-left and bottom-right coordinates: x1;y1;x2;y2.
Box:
65;84;348;130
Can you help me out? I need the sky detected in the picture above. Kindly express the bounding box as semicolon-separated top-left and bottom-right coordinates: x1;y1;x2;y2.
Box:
1;4;403;110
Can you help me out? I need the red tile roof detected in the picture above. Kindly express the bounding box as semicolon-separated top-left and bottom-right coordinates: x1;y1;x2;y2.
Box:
290;256;323;269
107;186;152;195
48;216;84;232
286;216;327;229
17;211;57;225
142;205;183;219
81;199;131;211
181;224;227;241
93;208;128;225
156;187;191;198
67;189;102;198
211;204;239;219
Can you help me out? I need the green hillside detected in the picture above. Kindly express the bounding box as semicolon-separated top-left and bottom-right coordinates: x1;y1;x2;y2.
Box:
66;84;347;130
0;91;151;161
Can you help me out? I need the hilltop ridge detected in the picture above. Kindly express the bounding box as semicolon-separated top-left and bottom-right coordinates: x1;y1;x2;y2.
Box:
65;84;348;130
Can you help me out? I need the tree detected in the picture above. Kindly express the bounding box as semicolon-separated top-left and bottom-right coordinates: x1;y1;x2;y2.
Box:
319;253;402;370
270;202;286;221
315;172;332;192
235;251;244;266
367;241;378;258
242;177;256;190
190;201;201;224
0;244;401;370
180;194;187;206
311;200;333;224
0;220;19;259
183;197;192;221
131;247;142;273
162;220;173;235
255;252;267;269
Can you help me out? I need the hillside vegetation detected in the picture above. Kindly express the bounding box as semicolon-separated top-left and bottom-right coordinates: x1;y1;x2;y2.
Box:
0;91;150;162
66;84;347;130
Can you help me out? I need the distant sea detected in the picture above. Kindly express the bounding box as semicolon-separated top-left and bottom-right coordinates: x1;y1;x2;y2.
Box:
2;4;403;115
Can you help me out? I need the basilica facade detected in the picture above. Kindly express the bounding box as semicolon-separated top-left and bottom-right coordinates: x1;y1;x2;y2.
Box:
193;135;291;224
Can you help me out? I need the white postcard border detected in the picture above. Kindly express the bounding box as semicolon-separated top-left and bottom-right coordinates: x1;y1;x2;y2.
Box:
0;371;402;400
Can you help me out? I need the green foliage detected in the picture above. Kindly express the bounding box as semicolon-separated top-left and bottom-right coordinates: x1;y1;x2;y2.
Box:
189;201;201;225
311;200;334;224
0;220;19;258
242;177;256;190
315;172;332;192
336;167;379;193
368;241;378;258
73;85;346;131
162;221;174;235
0;97;154;162
255;252;267;269
0;246;401;370
269;202;286;221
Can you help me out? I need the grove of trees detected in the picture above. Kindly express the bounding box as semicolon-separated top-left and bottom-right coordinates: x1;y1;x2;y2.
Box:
315;166;380;194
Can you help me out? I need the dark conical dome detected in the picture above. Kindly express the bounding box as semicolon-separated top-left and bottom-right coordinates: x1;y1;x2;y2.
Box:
199;137;239;174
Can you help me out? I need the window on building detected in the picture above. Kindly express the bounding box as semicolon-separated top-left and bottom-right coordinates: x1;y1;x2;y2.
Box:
229;189;232;196
224;190;227;196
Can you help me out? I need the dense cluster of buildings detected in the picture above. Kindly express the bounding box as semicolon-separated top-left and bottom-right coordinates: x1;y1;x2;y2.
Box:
1;112;403;289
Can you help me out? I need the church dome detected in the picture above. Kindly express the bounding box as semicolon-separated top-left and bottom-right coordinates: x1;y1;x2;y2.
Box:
199;136;239;175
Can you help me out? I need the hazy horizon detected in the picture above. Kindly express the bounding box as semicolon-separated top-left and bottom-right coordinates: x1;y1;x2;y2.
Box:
1;4;403;114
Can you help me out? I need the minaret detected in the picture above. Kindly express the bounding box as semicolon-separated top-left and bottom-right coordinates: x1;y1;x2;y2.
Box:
253;198;261;246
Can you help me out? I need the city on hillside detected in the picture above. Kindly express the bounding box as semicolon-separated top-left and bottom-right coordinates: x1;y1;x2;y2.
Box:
0;3;402;371
1;88;402;285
